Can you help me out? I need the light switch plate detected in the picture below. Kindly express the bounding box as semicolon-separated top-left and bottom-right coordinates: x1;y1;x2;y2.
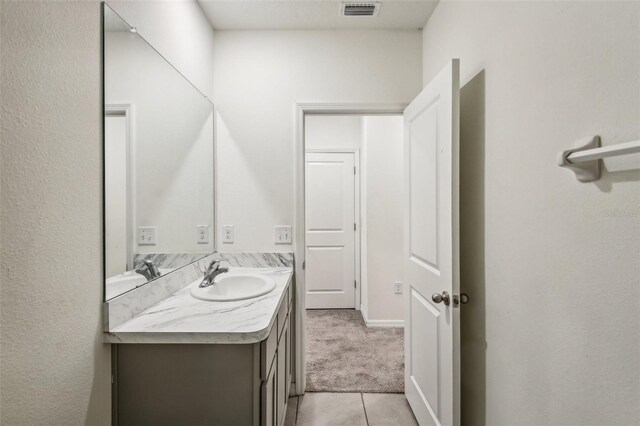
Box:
138;226;157;245
274;225;292;244
222;225;234;244
394;281;403;294
196;225;209;244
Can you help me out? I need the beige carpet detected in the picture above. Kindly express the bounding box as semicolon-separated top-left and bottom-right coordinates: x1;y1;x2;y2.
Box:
305;309;404;393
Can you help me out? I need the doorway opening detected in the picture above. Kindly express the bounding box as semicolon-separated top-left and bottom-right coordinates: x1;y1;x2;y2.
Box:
291;62;461;426
104;104;136;299
297;108;406;396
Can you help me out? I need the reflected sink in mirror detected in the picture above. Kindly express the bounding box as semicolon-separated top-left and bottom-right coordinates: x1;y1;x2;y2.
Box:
103;4;215;301
190;273;276;302
105;268;174;300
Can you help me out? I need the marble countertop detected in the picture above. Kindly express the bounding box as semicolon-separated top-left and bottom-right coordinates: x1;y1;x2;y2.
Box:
104;266;293;344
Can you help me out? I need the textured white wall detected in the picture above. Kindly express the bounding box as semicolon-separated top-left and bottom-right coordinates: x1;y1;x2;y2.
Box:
213;30;422;251
0;1;215;424
0;2;110;424
422;1;640;424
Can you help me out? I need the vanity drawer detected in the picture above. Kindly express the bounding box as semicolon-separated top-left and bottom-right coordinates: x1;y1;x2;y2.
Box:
276;314;289;426
288;280;293;307
277;290;289;340
289;288;293;312
261;325;277;380
261;285;291;380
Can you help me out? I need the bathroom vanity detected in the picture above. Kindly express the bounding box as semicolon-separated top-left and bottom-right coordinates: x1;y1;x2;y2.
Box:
105;257;295;426
101;6;296;425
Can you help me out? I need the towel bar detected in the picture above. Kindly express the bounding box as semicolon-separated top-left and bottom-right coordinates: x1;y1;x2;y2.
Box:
558;136;640;182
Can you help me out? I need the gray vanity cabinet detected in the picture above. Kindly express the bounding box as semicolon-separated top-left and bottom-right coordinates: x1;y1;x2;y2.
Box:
113;282;294;426
262;287;293;426
262;358;276;426
276;316;288;426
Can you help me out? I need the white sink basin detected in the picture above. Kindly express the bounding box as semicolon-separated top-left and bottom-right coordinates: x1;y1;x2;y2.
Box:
105;268;175;300
105;271;147;300
190;273;276;302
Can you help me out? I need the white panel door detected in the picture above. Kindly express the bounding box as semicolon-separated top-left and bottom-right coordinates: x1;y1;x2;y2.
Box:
305;152;356;309
404;59;460;426
105;115;129;276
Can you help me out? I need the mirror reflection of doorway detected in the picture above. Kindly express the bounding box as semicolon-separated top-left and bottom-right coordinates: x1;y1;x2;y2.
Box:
105;105;134;278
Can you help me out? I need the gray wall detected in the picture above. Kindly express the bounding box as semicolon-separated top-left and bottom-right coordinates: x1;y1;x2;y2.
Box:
422;1;640;424
0;1;214;424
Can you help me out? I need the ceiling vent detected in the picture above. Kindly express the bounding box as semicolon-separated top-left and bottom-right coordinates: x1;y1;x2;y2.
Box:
340;2;380;17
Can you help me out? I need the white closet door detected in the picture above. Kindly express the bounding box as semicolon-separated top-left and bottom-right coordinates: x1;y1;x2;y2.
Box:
305;152;356;309
105;114;129;276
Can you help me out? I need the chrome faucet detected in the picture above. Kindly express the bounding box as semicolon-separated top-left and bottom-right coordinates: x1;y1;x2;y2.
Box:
199;259;229;288
136;259;161;280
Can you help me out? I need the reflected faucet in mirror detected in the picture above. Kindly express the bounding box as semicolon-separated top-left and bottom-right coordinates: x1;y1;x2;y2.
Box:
199;260;229;288
136;259;161;281
102;4;215;301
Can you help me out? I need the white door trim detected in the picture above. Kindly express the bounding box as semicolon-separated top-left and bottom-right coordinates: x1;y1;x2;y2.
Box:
105;103;135;271
305;148;360;310
293;102;407;395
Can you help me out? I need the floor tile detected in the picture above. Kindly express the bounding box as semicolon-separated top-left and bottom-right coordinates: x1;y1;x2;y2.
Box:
296;392;367;426
284;396;299;426
362;393;418;426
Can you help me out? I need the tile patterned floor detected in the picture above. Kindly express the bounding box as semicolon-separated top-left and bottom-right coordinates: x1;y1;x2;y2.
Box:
285;392;418;426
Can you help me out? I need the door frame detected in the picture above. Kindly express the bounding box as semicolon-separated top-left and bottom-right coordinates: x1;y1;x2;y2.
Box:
105;103;135;271
305;148;360;310
293;103;407;395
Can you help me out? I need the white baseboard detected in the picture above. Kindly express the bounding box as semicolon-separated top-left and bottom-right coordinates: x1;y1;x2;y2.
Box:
359;305;404;328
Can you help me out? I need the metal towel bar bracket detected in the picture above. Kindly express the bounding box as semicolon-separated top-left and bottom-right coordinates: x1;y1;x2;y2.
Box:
558;136;640;182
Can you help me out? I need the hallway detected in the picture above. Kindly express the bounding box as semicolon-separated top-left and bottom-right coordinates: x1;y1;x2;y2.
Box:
306;310;404;393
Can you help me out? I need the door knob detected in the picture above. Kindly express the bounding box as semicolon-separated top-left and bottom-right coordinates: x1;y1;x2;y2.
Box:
432;291;450;306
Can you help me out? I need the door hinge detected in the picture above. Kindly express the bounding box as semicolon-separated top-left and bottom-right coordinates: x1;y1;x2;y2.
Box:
354;280;357;288
354;223;357;231
354;166;356;175
302;261;305;270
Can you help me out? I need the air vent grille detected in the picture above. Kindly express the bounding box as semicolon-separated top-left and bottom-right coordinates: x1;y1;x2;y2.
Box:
340;2;380;17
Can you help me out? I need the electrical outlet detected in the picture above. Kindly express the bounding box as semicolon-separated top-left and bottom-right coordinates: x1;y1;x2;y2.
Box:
274;225;292;244
138;226;157;245
394;281;403;294
196;225;209;244
222;225;234;244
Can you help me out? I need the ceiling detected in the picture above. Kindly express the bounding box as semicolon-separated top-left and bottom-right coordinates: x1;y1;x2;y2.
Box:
197;1;439;31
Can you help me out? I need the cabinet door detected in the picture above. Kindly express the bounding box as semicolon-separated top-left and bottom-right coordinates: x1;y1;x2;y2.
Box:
276;317;289;426
262;359;276;426
286;313;292;397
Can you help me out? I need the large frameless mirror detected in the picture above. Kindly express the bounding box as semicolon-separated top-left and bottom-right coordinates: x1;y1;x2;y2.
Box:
102;4;215;301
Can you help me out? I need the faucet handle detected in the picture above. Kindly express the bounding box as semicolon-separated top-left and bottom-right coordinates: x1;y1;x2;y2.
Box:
206;259;220;270
143;260;161;279
205;259;228;275
211;258;229;267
